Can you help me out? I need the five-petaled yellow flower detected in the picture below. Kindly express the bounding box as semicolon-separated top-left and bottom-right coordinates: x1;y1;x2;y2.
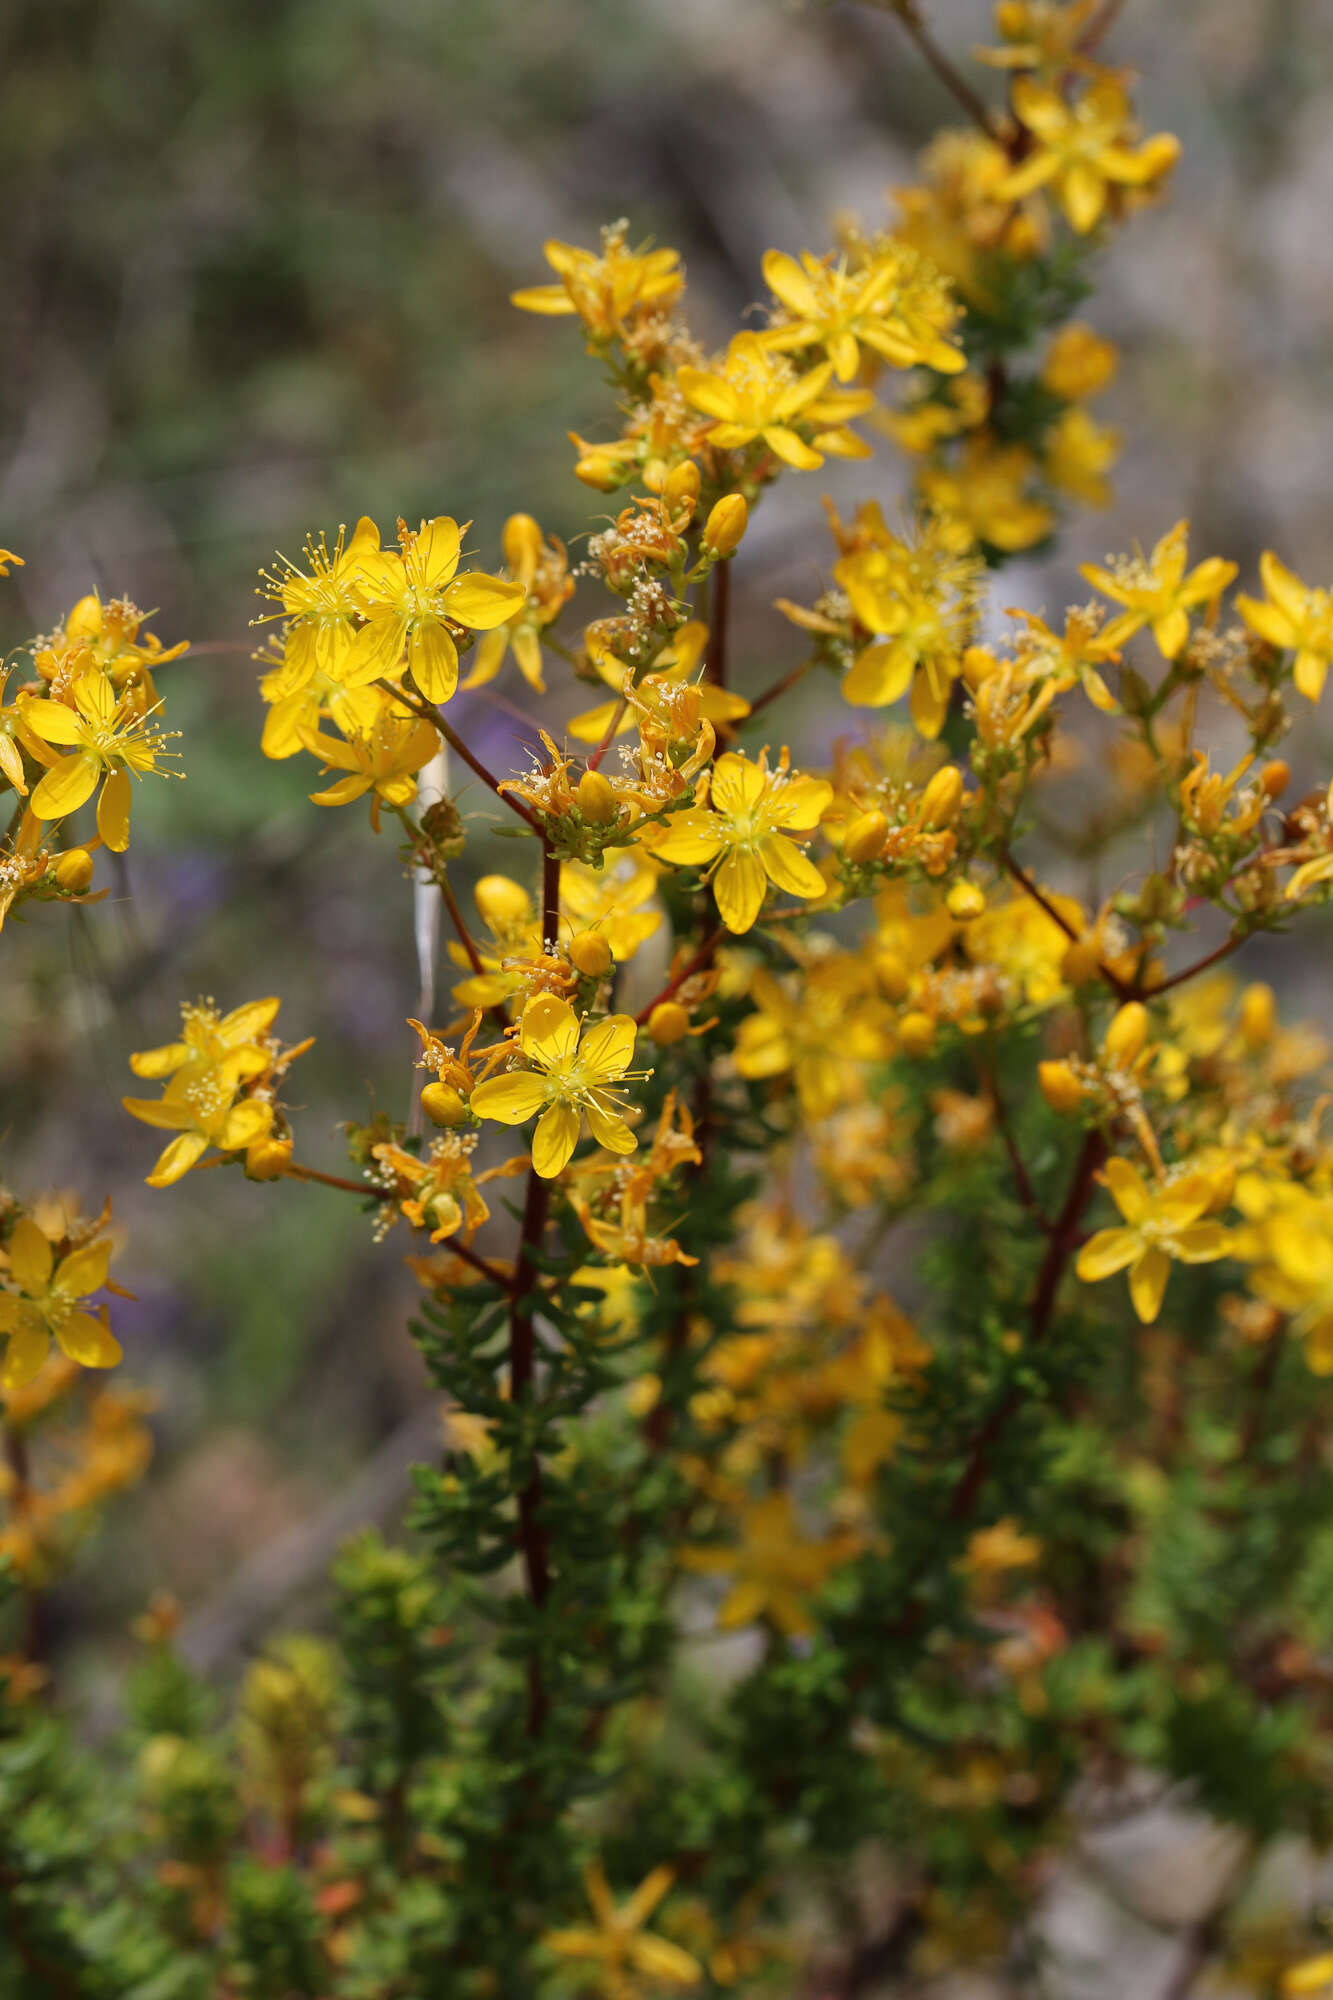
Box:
1237;552;1333;702
1075;1157;1230;1324
511;230;683;341
342;516;526;705
542;1861;701;1998
471;995;647;1179
21;670;179;850
651;749;832;934
677;332;870;471
1081;519;1237;661
998;77;1180;234
760;243;964;379
0;1217;122;1388
123;998;284;1187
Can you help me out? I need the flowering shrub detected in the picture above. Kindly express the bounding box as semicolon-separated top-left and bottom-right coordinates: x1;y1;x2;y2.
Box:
6;4;1333;1994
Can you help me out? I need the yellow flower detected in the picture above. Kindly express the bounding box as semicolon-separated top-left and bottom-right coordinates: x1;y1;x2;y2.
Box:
1237;552;1333;701
299;687;440;828
1284;1954;1333;1998
123;997;289;1187
998;76;1181;234
1043;406;1119;509
1081;519;1237;660
0;1216;121;1388
461;514;574;697
650;749;832;934
973;2;1098;75
733;958;890;1118
342;516;526;704
1075;1158;1230;1324
918;433;1055;555
760;241;964;380
470;995;647;1179
511;228;683;341
542;1861;701;1998
680;1492;856;1636
835;517;985;735
21;669;180;850
676;332;871;471
1040;322;1118;401
256;518;381;695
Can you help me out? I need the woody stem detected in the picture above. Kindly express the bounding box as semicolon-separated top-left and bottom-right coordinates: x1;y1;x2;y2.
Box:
380;680;542;832
510;835;559;1736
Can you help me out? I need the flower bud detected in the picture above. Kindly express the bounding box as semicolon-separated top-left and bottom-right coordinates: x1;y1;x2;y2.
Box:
502;513;544;584
662;461;701;518
1260;759;1290;799
1060;937;1102;986
1038;1060;1085;1114
1103;1001;1149;1066
568;931;612;979
702;493;748;558
946;880;985;921
475;879;532;942
573;444;623;492
1238;981;1275;1050
874;948;909;1001
897;1010;936;1058
843;809;888;865
577;768;619;824
647;1000;691;1046
918;765;965;829
421;1082;468;1127
53;846;94;893
245;1136;294;1181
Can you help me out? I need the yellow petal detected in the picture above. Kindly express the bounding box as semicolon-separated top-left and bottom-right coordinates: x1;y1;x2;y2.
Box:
714;848;768;933
651;812;724;866
20;697;85;746
219;998;282;1045
1075;1226;1142;1282
52;1239;112;1301
585;1098;637;1155
30;751;100;820
520;993;579;1065
1129;1245;1171;1323
97;767;132;852
218;1101;274;1152
445;573;527;631
844;639;915;708
1;1324;50;1390
471;1072;550;1124
414;516;461;587
146;1132;210;1187
122;1095;198;1132
532;1101;580;1178
577;1014;637;1081
128;1042;190;1079
758;832;825;899
1103;1155;1151;1223
58;1308;122;1370
409;623;459;705
8;1217;53;1293
709;754;766;817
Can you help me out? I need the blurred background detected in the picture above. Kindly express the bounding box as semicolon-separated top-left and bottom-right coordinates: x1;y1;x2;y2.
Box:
2;0;1331;1703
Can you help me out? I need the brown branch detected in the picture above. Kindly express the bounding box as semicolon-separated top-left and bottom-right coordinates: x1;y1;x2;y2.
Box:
747;653;815;720
508;837;560;1739
285;1164;508;1286
870;0;999;138
984;1055;1051;1233
946;1127;1107;1523
1001;847;1135;1000
633;924;728;1026
1145;932;1248;998
706;558;731;689
1078;0;1127;55
586;697;628;772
